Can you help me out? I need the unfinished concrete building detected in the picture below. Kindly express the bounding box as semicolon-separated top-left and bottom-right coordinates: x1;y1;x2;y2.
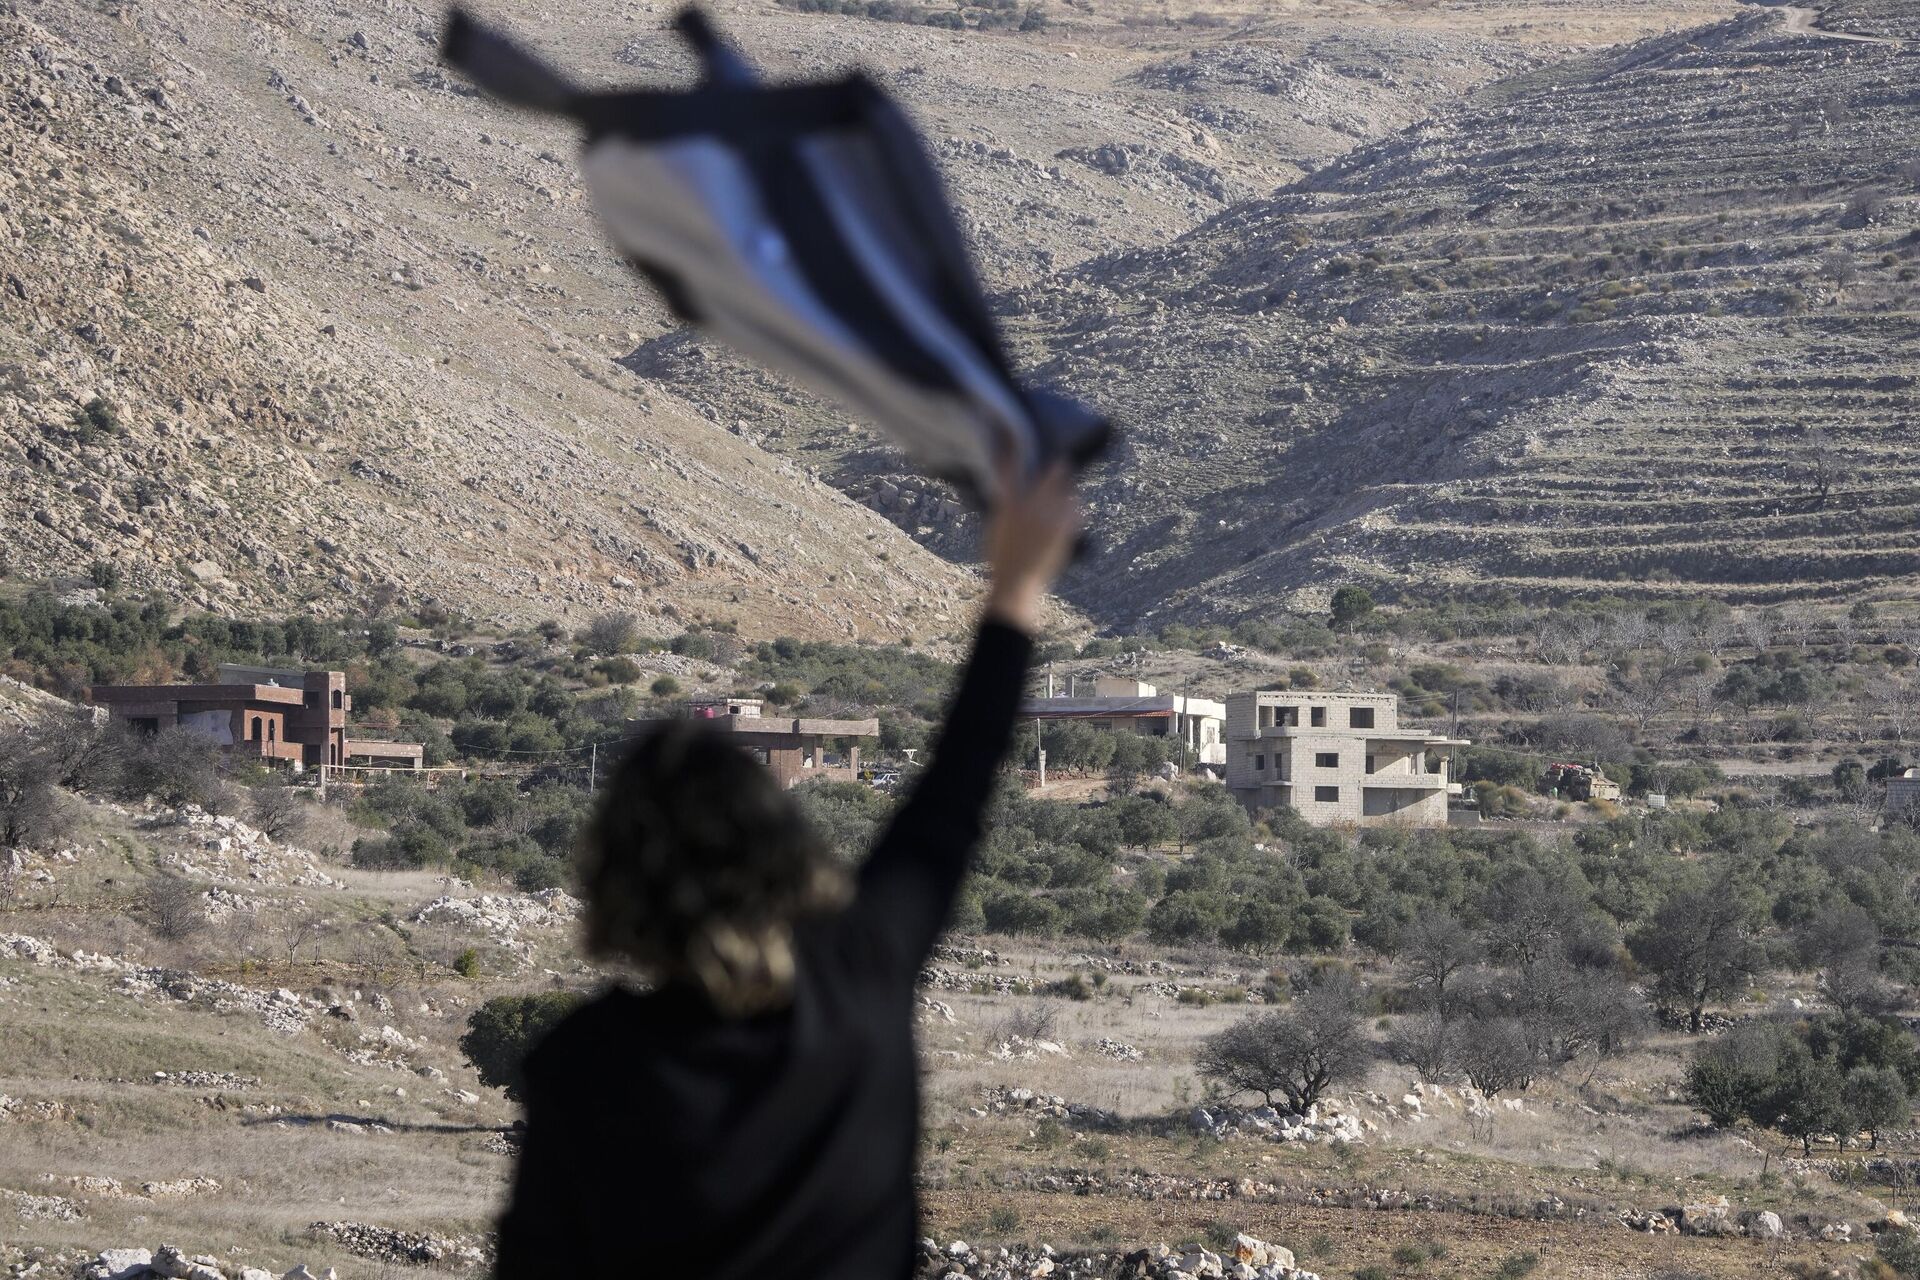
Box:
1225;689;1465;826
1020;676;1226;766
89;664;422;772
680;697;879;789
1888;768;1920;817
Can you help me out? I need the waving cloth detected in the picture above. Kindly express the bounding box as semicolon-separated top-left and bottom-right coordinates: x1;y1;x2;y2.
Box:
439;7;1112;507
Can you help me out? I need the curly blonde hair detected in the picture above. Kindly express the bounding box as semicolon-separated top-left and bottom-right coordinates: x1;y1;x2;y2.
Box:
578;721;850;1014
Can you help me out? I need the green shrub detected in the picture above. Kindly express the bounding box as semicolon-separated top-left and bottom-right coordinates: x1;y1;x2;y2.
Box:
1492;1252;1540;1280
594;656;643;683
459;990;588;1100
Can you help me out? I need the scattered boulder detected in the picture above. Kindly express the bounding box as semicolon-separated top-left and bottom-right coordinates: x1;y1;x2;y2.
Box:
1678;1195;1735;1236
84;1251;152;1280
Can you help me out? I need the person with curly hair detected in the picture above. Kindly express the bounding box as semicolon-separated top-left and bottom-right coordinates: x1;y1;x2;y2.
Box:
494;462;1082;1278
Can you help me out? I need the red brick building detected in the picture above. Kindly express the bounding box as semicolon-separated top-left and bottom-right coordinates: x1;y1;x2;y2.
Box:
89;664;421;772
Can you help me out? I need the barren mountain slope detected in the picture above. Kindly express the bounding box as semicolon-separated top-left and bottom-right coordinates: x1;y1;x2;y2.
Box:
0;0;1566;636
13;0;1716;635
1021;0;1920;625
609;3;1668;559
2;0;1031;640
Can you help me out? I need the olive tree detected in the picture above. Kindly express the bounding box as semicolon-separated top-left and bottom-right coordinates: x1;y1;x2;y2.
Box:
1197;970;1371;1114
1629;882;1764;1033
1684;1022;1790;1129
460;991;590;1103
1842;1066;1910;1151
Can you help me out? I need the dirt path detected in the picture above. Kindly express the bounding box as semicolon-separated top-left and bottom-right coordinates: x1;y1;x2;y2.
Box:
1773;3;1910;45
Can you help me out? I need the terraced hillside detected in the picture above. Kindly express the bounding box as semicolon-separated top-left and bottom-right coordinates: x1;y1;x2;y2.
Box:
1020;0;1920;625
1;0;1578;635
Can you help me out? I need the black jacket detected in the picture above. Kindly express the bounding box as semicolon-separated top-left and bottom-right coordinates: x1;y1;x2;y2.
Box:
494;621;1032;1278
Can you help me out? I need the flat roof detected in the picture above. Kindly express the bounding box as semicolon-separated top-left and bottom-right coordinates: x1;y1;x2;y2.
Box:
649;714;880;738
91;683;307;706
1234;689;1396;702
1021;698;1176;718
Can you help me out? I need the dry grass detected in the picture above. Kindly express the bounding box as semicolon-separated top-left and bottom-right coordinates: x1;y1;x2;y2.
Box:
0;795;1900;1278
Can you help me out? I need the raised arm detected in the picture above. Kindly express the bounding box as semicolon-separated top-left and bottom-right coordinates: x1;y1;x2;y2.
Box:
851;462;1081;971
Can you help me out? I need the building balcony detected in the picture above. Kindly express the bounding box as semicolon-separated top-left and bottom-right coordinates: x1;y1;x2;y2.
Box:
1362;773;1450;790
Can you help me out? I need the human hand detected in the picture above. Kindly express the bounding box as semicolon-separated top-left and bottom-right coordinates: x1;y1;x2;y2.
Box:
981;459;1081;634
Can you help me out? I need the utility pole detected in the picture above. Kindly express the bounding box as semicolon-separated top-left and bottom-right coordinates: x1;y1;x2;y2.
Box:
589;740;598;793
1035;718;1046;790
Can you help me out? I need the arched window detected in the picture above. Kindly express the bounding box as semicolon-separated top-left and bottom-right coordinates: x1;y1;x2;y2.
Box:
251;716;263;740
268;721;277;743
332;689;343;710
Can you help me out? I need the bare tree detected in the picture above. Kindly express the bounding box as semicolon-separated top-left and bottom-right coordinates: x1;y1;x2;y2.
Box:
359;581;402;624
1608;657;1685;738
1738;610;1778;653
275;908;333;968
1692;616;1741;661
1834;610;1861;652
1777;602;1820;649
1455;1015;1536;1101
1481;871;1604;968
1514;957;1646;1067
1533;621;1582;667
1819;249;1859;290
249;785;306;843
116;728;224;809
1797;903;1895;1015
1647;622;1697;662
1400;910;1480;1014
1383;1012;1455;1084
1866;674;1920;746
1677;671;1726;740
29;717;128;792
1601;612;1654;661
140;873;208;941
0;729;65;854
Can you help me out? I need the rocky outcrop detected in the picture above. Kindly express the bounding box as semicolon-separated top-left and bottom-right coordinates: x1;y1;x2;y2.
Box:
75;1247;329;1280
914;1233;1318;1280
408;889;582;938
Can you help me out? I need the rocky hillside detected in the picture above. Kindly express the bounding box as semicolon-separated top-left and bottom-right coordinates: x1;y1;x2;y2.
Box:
5;0;1719;634
0;0;1011;640
1019;0;1920;624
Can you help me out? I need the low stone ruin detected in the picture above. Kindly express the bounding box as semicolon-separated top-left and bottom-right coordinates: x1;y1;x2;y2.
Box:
306;1221;487;1268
